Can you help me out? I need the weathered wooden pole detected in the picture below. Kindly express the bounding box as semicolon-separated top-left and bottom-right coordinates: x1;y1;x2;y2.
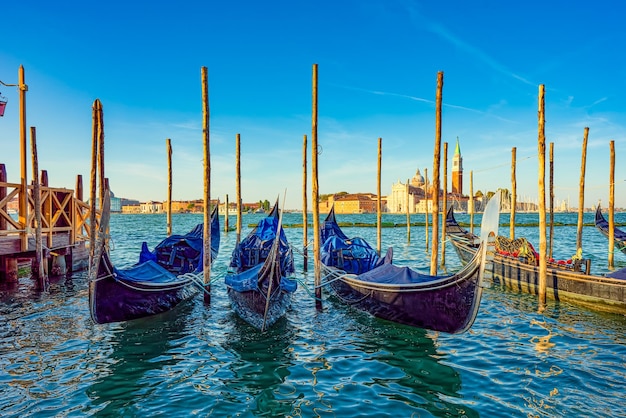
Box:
425;168;429;251
609;140;615;268
377;137;382;255
89;100;99;259
201;66;212;302
537;84;547;307
302;134;308;272
440;141;447;267
510;147;517;240
236;133;242;244
469;170;474;234
406;178;411;243
73;174;83;245
430;71;443;276
97;101;105;211
18;65;28;252
312;64;321;302
576;127;589;252
166;138;172;236
30;126;47;288
75;175;83;201
549;142;555;259
0;164;6;231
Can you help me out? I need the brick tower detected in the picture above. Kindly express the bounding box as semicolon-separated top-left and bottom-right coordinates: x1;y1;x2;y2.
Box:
452;137;463;195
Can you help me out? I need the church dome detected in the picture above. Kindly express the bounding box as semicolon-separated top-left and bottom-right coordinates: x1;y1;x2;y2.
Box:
411;168;425;187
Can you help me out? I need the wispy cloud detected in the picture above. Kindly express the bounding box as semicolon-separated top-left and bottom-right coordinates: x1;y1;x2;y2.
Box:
405;5;535;87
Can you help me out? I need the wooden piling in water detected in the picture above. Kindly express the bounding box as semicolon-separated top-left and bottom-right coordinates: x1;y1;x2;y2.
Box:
30;126;47;288
201;66;211;302
430;71;443;276
440;141;447;267
576;127;589;252
425;168;429;251
510;147;516;240
469;170;474;234
89;100;99;259
166;138;172;237
0;164;6;231
406;178;410;243
97;101;105;211
236;133;242;244
312;64;321;302
609;140;615;268
302;134;308;272
537;84;547;307
377;137;382;255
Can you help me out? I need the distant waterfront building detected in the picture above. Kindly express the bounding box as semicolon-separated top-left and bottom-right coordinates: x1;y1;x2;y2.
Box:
92;190;122;212
320;193;381;214
387;146;469;214
388;169;429;213
141;201;163;213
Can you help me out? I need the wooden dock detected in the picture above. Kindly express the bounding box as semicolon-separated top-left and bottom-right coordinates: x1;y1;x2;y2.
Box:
1;164;96;281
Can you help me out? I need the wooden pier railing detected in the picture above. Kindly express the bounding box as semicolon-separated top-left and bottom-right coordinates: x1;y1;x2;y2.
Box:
0;173;99;279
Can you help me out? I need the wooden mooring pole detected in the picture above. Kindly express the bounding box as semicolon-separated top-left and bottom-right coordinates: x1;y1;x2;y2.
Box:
537;84;547;308
89;99;100;260
469;170;474;234
510;147;516;240
0;164;6;231
302;134;308;272
312;63;321;303
425;168;429;251
406;178;410;243
30;126;47;289
377;137;382;255
201;66;211;303
576;127;589;253
166;138;172;236
430;71;443;276
236;133;242;245
609;140;615;268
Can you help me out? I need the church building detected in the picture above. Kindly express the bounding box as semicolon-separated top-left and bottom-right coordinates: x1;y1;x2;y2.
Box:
387;137;468;213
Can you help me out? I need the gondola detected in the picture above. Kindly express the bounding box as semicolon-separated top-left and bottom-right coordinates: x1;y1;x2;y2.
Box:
320;205;392;275
318;192;501;334
446;203;626;315
225;198;296;331
594;204;626;254
89;191;220;324
138;205;220;274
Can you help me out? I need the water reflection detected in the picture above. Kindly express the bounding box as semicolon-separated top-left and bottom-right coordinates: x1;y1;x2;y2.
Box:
85;303;193;415
221;316;296;416
342;312;479;417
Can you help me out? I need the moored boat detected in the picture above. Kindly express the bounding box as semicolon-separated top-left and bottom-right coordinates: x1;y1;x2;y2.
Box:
89;191;220;324
446;205;626;315
594;204;626;254
225;198;296;331
318;192;501;333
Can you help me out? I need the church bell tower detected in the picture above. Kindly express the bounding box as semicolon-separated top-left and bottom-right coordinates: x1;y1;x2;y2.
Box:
452;137;463;195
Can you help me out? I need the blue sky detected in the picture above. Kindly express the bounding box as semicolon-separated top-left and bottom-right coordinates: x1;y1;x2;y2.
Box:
1;0;625;210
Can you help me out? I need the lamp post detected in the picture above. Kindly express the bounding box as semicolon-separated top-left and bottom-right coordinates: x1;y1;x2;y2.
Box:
1;65;29;251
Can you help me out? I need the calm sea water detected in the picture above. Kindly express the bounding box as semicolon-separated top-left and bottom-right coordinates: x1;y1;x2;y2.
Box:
1;212;625;417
